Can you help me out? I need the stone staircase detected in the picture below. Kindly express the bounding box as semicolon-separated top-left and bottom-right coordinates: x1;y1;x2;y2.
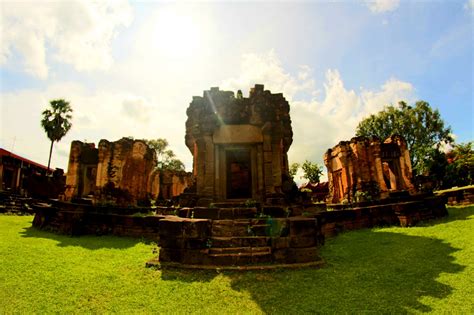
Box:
205;218;279;265
151;205;324;269
0;191;35;214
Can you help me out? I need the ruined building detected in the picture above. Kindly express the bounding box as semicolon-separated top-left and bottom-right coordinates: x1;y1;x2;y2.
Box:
64;138;159;205
324;135;416;204
63;138;191;205
185;84;293;204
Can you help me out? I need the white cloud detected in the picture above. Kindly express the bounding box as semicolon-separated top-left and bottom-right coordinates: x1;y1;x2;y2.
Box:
0;83;177;170
0;50;416;177
365;0;400;14
220;51;416;180
0;0;133;79
122;97;153;123
220;50;316;100
465;0;474;12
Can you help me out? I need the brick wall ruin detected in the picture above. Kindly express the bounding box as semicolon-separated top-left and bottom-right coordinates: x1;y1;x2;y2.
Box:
324;135;416;204
64;138;191;205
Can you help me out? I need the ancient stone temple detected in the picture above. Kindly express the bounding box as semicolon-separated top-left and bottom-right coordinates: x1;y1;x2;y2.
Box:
185;84;293;204
64;138;160;205
324;135;416;204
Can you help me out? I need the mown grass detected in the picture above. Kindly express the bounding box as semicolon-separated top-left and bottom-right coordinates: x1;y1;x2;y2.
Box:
0;206;473;314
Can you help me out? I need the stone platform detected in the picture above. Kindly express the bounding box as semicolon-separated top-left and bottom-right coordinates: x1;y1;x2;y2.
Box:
149;210;325;269
31;195;448;270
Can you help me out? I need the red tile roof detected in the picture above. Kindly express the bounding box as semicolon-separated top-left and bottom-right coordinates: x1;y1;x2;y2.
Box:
0;148;51;171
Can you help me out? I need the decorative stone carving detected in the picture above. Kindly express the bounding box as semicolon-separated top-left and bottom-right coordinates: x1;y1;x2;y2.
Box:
185;84;293;204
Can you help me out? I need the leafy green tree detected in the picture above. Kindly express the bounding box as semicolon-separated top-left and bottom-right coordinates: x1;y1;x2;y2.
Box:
444;142;474;188
289;162;300;179
147;138;184;171
41;99;73;170
424;149;449;189
356;101;453;175
301;160;323;184
147;138;185;200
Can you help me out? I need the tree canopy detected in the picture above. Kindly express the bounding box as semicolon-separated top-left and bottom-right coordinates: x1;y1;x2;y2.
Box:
41;99;73;170
147;138;185;172
355;101;453;175
301;160;323;184
290;161;323;184
289;162;300;179
444;142;474;188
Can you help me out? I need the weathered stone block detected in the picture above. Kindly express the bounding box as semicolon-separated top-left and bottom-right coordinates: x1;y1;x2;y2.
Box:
158;218;184;238
233;207;258;218
272;248;289;263
190;238;207;249
182;219;210;238
286;247;319;263
159;237;184;249
143;215;164;227
159;248;182;263
217;209;235;220
290;236;316;248
289;217;316;237
192;207;219;219
178;208;190;218
271;237;290;249
211;220;234;237
181;249;210;265
251;253;272;264
261;206;287;217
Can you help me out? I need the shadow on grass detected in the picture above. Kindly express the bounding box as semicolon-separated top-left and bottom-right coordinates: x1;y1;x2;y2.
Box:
227;230;465;313
156;230;465;312
157;205;471;312
421;205;474;227
19;225;143;250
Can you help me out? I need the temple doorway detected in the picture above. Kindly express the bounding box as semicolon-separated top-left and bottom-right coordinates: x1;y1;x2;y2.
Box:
226;149;252;199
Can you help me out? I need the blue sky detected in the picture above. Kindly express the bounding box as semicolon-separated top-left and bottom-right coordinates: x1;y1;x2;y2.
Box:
1;0;472;176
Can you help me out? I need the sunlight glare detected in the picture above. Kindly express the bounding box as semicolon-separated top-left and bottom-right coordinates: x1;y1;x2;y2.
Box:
151;8;201;60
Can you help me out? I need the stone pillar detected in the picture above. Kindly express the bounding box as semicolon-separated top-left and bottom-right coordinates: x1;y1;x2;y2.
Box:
271;142;283;192
256;144;264;198
398;140;415;193
203;135;215;197
262;131;274;196
195;138;205;196
324;151;334;202
340;146;352;202
96;141;109;188
372;142;388;194
64;141;82;200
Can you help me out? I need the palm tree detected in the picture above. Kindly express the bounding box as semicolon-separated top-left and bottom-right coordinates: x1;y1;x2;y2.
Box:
41;99;73;171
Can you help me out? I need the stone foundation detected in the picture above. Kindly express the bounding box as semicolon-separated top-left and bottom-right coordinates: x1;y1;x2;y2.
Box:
152;214;323;268
32;195;448;269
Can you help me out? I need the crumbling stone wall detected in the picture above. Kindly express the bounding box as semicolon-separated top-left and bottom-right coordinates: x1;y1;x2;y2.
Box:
185;84;293;204
324;135;415;204
65;138;190;205
64;141;98;200
161;170;194;200
95;138;158;205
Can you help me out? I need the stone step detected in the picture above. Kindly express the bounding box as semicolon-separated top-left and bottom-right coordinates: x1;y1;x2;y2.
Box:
209;246;271;255
181;207;258;219
211;223;274;237
211;236;271;248
208;249;273;265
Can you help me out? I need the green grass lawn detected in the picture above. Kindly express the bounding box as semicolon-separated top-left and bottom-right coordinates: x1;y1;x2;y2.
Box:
1;206;473;314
